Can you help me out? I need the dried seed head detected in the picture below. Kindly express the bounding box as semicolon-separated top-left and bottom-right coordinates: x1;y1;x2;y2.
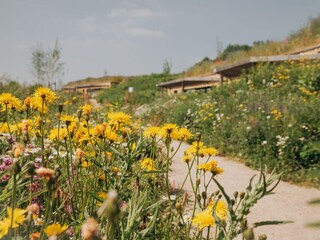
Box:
81;218;99;240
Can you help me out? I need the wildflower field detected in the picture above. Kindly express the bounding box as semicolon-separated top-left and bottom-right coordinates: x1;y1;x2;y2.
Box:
145;60;320;187
0;86;283;239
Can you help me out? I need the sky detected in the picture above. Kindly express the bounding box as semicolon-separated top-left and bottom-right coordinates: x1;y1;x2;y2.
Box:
1;0;320;86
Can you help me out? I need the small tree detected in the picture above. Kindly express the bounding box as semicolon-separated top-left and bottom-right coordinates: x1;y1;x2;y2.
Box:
162;59;172;75
46;40;65;88
31;43;47;85
30;40;65;88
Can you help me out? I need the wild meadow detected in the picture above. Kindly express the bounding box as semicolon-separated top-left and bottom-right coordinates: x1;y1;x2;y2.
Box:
0;86;281;239
145;59;320;187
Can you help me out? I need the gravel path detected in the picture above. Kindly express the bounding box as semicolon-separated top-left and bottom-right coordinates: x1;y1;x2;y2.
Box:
169;141;320;240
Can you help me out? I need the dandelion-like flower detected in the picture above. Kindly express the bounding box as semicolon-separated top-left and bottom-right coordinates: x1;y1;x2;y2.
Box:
158;123;178;139
0;93;23;111
81;104;93;116
172;127;193;141
143;126;160;138
108;111;132;126
191;209;215;230
44;223;68;237
0;218;10;238
140;158;156;171
7;207;27;228
192;200;227;230
60;114;77;126
197;160;224;176
33;87;57;104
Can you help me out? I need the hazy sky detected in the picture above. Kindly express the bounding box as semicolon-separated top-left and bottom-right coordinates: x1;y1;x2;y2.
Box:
1;0;320;85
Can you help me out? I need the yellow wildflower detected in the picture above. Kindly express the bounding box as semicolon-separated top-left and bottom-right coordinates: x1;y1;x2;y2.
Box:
60;114;77;126
0;93;23;111
182;155;192;163
81;104;93;115
140;158;156;171
7;207;27;228
157;123;178;139
197;160;224;176
205;147;218;156
49;128;68;141
207;200;228;220
271;109;282;121
29;96;48;113
172;127;193;141
0;218;10;238
108;111;132;125
44;223;68;237
191;209;215;230
143;126;160;138
192;200;227;230
33;87;57;104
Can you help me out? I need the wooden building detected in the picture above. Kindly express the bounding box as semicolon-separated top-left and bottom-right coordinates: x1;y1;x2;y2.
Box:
61;82;119;94
156;75;221;95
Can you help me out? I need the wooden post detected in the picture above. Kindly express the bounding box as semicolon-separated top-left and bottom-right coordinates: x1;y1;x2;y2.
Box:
220;74;224;85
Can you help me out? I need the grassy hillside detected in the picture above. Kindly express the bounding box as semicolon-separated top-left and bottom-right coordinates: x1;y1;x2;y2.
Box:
63;75;126;87
185;15;320;77
96;73;179;110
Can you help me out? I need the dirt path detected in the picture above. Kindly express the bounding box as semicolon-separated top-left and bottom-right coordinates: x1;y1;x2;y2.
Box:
169;141;320;240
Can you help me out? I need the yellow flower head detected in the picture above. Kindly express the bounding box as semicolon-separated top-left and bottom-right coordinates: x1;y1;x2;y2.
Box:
0;218;11;238
108;111;132;126
206;200;228;220
104;129;121;142
0;93;23;111
197;160;224;176
29;96;48;113
140;158;156;171
172;127;193;141
7;207;27;228
182;155;192;163
33;87;57;104
205;147;218;156
158;123;178;139
185;141;205;156
49;128;68;141
192;209;215;230
44;223;68;237
271;109;282;121
143;126;160;139
81;104;93;115
60;114;77;126
192;200;227;230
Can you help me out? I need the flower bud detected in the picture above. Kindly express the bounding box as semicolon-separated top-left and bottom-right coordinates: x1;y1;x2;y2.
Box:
234;191;239;199
243;228;254;240
12;143;24;158
58;104;64;114
240;192;245;199
77;109;83;119
27;161;36;175
258;234;267;240
196;178;200;186
201;191;207;200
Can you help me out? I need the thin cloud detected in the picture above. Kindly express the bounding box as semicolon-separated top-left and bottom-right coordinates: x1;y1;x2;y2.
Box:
128;27;167;38
70;16;97;33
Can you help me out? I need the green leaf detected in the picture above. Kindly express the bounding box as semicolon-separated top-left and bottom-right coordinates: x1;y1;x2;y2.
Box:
253;220;293;228
309;198;320;204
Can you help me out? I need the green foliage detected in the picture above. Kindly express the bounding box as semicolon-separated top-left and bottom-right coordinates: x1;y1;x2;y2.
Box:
219;44;252;60
97;73;177;108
